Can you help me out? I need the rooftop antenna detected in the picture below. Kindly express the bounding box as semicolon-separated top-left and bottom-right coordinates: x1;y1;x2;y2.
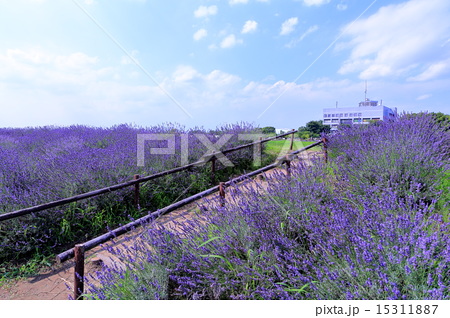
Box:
336;101;338;108
364;80;367;101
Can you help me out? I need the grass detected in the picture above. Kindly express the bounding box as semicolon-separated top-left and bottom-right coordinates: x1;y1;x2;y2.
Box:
264;139;319;156
436;170;450;221
0;253;53;281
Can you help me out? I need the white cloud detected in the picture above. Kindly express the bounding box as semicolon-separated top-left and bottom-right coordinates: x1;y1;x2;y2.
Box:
194;5;218;18
172;65;201;83
408;59;450;82
163;67;353;121
280;17;298;36
54;52;99;70
205;70;241;87
159;66;243;113
416;94;432;100
302;0;331;6
220;34;243;48
0;46;446;129
193;29;208;41
120;50;140;65
229;0;248;4
338;0;450;80
208;44;218;51
0;48;168;127
0;48;104;86
301;25;319;40
285;25;319;48
242;20;258;34
0;49;321;126
337;3;348;11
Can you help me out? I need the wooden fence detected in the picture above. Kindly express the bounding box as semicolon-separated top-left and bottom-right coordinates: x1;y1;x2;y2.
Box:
68;138;324;300
0;130;300;222
0;129;327;299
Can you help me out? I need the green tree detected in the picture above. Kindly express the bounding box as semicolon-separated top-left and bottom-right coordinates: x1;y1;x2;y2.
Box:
261;126;276;134
298;130;310;140
432;112;450;131
298;120;330;139
405;112;450;131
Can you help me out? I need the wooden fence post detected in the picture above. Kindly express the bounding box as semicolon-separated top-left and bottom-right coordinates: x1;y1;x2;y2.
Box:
74;244;85;300
133;174;140;210
285;155;291;178
255;136;262;167
289;129;295;152
219;182;226;207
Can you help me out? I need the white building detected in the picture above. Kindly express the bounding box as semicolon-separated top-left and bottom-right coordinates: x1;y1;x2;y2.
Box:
323;99;397;131
276;128;291;134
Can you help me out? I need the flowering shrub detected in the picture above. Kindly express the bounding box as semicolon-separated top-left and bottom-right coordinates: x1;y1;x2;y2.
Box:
0;122;263;264
86;113;450;300
327;113;449;205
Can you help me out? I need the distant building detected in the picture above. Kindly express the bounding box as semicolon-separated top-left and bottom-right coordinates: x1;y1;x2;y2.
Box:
276;128;291;134
323;98;397;131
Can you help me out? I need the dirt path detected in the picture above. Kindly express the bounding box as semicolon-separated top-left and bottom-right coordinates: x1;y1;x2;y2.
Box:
0;195;220;300
0;152;320;300
0;205;208;300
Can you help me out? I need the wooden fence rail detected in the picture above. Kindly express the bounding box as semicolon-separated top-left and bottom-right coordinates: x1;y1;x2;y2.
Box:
65;139;328;300
57;139;323;263
0;130;300;223
66;139;324;299
56;182;224;263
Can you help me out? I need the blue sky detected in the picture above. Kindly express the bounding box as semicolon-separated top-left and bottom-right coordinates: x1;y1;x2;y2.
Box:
1;0;449;130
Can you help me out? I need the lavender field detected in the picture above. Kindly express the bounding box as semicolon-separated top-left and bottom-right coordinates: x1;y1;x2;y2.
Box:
86;113;450;300
0;122;264;268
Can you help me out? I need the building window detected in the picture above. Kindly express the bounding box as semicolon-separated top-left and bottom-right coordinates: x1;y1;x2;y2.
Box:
358;113;362;117
344;113;348;117
341;119;352;125
324;119;331;122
